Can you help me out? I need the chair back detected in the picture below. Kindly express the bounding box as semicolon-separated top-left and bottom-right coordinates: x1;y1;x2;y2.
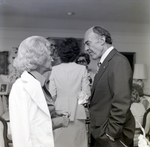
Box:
142;108;150;139
0;96;12;147
0;116;12;147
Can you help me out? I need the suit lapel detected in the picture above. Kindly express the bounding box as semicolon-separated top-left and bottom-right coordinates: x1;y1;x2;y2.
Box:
91;49;118;99
91;63;108;94
21;71;50;116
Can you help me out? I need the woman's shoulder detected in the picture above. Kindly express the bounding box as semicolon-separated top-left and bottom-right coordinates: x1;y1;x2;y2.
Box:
53;62;85;69
76;64;87;74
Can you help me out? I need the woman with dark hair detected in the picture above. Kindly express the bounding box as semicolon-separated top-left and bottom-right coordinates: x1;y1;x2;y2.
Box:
76;52;91;66
49;38;91;147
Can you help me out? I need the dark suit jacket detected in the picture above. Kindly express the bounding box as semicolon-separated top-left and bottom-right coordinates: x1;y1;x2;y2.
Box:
90;49;135;146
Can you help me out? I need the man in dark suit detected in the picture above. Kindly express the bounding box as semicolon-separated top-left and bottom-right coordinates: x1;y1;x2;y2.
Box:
84;26;135;147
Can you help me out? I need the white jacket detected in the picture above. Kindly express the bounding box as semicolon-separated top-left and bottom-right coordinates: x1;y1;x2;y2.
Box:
49;63;91;121
9;71;54;147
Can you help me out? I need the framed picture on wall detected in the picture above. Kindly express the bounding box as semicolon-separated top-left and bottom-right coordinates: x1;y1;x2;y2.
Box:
120;52;136;71
0;51;9;75
46;37;83;66
0;83;9;95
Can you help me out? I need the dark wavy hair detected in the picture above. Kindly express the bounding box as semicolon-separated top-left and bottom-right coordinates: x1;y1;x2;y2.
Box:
76;52;90;65
132;83;144;97
93;26;112;45
58;38;81;63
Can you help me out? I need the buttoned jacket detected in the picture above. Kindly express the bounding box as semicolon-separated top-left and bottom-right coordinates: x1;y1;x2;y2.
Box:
90;49;135;146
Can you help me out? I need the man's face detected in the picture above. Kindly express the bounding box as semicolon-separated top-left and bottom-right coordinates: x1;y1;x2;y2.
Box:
84;29;104;60
49;40;56;56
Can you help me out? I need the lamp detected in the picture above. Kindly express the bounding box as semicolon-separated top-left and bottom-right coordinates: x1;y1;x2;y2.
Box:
133;64;147;88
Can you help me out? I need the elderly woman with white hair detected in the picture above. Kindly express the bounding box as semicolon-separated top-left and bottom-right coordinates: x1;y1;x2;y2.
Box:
9;36;69;147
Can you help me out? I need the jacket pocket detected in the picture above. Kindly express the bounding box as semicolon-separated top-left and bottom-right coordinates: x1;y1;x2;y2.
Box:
95;117;108;127
92;118;108;139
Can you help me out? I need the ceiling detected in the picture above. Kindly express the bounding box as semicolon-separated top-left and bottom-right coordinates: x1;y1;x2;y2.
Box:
0;0;150;30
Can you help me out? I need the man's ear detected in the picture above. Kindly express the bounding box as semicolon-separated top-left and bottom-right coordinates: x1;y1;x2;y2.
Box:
98;36;105;45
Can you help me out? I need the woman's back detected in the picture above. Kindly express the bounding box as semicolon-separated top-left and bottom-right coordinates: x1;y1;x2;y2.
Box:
49;62;91;121
50;63;89;96
49;37;91;147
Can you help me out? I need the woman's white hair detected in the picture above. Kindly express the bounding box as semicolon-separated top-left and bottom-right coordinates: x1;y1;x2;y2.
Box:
13;36;50;74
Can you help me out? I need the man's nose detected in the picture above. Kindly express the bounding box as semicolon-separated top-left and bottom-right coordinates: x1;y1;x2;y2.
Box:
85;45;89;51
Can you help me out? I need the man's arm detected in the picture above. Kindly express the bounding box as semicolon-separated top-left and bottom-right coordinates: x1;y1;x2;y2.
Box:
106;56;132;138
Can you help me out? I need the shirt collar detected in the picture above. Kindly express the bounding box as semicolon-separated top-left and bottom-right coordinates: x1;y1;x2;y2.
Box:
100;46;114;64
29;71;46;87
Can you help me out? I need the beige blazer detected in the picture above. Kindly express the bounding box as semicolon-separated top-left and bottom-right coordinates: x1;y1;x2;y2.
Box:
9;71;54;147
49;62;91;121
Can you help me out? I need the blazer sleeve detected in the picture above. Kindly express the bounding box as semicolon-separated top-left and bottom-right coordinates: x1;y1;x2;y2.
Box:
9;83;33;147
106;57;133;138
